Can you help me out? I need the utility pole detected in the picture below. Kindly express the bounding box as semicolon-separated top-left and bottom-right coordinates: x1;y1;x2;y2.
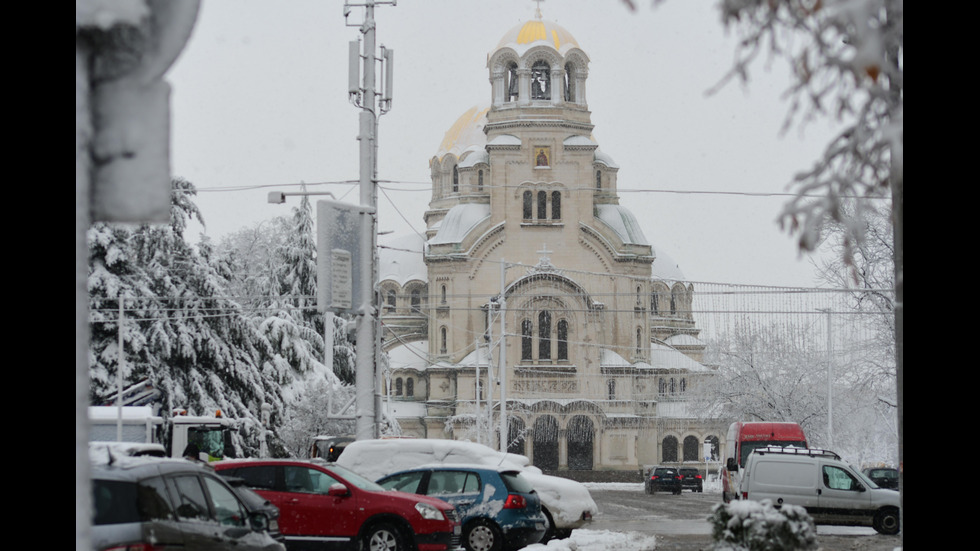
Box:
345;0;394;441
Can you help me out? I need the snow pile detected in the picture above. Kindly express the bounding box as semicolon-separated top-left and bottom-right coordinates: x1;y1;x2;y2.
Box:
708;499;816;551
525;529;658;550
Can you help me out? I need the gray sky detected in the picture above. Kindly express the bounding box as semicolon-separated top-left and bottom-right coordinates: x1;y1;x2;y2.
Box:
169;0;840;288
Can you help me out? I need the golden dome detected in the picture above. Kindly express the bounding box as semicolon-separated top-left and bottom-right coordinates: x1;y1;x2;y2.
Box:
495;15;579;53
435;105;489;161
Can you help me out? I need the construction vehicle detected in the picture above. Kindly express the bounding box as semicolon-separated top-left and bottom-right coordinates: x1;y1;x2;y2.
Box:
89;405;238;461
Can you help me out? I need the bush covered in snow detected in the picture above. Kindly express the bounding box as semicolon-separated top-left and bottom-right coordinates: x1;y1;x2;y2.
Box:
708;499;817;551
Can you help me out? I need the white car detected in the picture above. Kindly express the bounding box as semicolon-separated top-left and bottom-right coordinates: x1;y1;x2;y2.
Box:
337;438;597;541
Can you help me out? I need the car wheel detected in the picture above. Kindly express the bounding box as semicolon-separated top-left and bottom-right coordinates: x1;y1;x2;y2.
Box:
364;522;404;551
539;506;556;544
873;508;900;535
463;518;503;551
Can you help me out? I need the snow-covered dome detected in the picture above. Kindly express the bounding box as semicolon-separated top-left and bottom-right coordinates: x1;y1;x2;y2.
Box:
430;203;491;245
595;204;649;246
650;247;686;281
435;104;488;161
495;14;580;55
378;233;427;285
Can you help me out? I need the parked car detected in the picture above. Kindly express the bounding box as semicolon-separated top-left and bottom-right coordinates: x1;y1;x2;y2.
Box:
740;446;900;535
378;465;548;551
337;438;597;543
645;466;682;495
91;456;284;551
678;467;704;492
220;474;284;544
862;467;899;490
213;459;461;551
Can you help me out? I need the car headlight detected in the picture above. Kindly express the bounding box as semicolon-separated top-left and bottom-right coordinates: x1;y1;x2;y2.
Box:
415;502;446;521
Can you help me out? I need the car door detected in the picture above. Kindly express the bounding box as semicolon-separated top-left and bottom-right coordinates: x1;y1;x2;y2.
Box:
423;470;482;521
816;463;873;524
275;465;362;543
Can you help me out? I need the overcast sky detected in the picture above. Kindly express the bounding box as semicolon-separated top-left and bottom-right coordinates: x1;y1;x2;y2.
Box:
168;0;842;288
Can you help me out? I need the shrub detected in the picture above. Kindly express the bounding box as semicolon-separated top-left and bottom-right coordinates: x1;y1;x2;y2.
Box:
708;499;817;551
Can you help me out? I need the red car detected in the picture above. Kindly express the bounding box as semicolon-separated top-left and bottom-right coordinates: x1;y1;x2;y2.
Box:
214;459;460;551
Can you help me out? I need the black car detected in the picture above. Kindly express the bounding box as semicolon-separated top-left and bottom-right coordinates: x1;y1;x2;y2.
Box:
678;467;703;492
644;466;682;495
220;475;284;543
91;457;284;551
862;467;899;489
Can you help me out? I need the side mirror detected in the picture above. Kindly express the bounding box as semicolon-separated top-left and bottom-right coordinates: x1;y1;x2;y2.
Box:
727;458;738;472
328;483;350;497
249;512;269;532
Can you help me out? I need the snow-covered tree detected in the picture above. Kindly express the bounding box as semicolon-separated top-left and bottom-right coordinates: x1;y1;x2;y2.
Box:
88;177;286;457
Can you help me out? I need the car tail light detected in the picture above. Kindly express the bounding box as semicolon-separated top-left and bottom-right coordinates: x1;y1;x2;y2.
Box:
741;492;748;499
650;475;660;480
503;494;527;509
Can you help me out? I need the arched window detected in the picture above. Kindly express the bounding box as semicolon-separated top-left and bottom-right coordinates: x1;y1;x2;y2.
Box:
636;327;643;355
680;378;687;393
410;289;421;313
440;326;447;354
551;191;561;220
441;285;447;305
506;62;519;102
636;286;643;306
531;60;550;100
521;319;533;361
670;288;678;315
395;378;403;396
662;435;678;462
557;319;568;360
683;436;700;461
595;170;602;191
651;292;659;315
669;377;676;394
537;190;547;220
659;377;667;396
607;379;616;400
386;289;396;311
452;166;459;193
538;310;551;360
564;62;575;101
523;190;533;220
406;377;414;397
478;169;484;191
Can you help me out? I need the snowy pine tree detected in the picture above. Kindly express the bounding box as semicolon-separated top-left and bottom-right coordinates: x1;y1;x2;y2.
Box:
88;177;287;457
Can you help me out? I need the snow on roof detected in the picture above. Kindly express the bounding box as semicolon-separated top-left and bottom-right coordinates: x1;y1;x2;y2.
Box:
563;135;596;147
595;204;649;246
648;341;711;372
436;105;489;161
594;148;618;168
457;146;489;168
387;339;430;371
650;247;686;281
665;333;704;347
429;203;491;245
494;17;581;56
487;134;521;147
379;233;427;285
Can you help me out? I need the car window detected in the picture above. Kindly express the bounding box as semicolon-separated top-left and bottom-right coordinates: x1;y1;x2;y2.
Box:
379;471;426;493
428;471;478;496
500;472;534;494
822;465;860;491
203;476;248;527
231;465;277;490
169;475;213;521
284;466;340;494
92;476;175;525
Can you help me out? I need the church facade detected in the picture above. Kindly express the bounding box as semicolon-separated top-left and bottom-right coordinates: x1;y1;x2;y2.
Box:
378;14;727;473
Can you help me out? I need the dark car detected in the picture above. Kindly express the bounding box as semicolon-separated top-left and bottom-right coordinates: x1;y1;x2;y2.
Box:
645;466;682;495
678;467;704;492
378;465;547;551
214;459;460;551
862;467;899;490
220;475;284;543
91;457;284;551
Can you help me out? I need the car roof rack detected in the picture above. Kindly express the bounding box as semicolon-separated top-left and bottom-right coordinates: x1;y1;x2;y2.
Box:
751;446;841;460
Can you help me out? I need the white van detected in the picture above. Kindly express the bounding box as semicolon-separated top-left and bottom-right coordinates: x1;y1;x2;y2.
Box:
739;447;900;535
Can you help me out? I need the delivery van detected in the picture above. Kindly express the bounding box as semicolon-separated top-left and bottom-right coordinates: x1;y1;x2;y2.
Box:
721;421;808;502
739;446;900;535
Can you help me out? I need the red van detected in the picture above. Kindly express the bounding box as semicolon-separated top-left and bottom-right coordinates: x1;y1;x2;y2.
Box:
721;422;807;503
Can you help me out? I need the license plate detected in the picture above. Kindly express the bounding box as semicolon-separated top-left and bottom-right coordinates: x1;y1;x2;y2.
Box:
454;526;461;535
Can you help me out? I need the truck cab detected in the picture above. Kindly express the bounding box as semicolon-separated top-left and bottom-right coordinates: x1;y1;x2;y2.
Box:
721;421;808;503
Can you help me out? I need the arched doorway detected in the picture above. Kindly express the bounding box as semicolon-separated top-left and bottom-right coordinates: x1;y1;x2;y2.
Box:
567;416;594;470
533;416;559;470
683;435;700;461
662;435;678;462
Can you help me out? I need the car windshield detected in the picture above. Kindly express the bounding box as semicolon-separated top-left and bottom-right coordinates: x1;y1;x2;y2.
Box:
326;464;386;492
853;467;880;489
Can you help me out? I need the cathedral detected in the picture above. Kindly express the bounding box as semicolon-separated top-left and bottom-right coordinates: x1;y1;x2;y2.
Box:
378;12;726;473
